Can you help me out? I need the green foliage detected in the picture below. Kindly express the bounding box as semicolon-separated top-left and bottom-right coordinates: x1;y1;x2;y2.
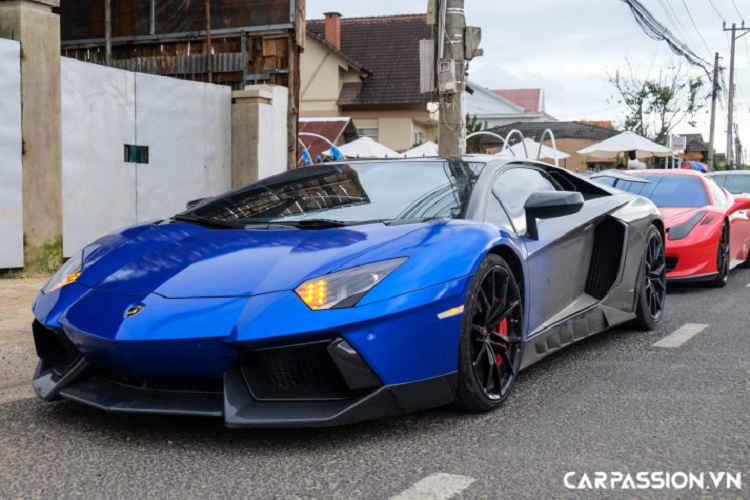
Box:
0;236;62;279
609;60;706;145
466;114;488;154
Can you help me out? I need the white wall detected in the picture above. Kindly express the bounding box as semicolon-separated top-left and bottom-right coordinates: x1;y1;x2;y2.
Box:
61;58;232;256
0;39;23;269
257;85;289;180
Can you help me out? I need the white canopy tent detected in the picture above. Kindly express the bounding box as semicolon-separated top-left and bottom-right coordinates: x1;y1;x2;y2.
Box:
323;136;403;159
577;131;672;159
403;141;439;158
498;138;570;161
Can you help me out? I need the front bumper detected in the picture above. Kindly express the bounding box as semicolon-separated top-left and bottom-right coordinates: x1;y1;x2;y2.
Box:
665;233;719;282
31;276;468;427
32;326;457;427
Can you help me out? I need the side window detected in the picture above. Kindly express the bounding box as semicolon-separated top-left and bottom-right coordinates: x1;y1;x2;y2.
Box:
705;178;728;208
486;197;513;231
493;167;558;233
711;175;727;187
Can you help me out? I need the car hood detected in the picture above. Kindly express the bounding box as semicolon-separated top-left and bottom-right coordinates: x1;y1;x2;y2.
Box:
659;207;704;226
77;221;427;299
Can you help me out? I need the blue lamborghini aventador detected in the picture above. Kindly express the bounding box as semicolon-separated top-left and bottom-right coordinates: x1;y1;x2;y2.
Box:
32;158;666;427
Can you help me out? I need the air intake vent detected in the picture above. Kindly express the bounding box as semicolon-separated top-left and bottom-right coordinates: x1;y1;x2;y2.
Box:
241;340;350;401
32;321;81;375
585;218;626;300
666;257;678;273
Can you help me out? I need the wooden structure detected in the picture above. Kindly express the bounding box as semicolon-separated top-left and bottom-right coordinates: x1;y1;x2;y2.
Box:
57;0;305;167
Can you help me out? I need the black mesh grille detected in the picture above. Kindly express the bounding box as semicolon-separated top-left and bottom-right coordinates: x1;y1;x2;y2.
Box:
585;219;626;300
241;340;350;401
32;321;81;375
666;257;678;273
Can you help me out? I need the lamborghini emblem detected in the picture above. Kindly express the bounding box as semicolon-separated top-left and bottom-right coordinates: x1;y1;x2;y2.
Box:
126;304;145;318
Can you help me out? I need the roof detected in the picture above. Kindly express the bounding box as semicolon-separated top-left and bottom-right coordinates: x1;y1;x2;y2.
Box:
486;121;621;143
492;89;542;113
679;133;708;154
306;30;370;76
298;117;358;166
628;169;705;177
308;14;434;107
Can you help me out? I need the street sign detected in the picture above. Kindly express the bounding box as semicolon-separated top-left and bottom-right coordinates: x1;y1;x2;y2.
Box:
670;136;687;151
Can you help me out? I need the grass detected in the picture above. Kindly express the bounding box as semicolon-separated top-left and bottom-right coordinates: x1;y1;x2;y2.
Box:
0;236;62;280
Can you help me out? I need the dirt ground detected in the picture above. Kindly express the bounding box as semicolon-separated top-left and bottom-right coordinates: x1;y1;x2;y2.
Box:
0;278;47;397
0;278;46;344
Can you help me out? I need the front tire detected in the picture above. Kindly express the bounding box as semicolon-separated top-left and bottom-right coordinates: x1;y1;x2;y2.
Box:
709;222;730;288
631;226;666;330
455;255;524;412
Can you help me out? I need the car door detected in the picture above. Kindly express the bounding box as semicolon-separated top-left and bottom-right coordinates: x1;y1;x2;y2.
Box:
491;165;626;337
708;178;750;265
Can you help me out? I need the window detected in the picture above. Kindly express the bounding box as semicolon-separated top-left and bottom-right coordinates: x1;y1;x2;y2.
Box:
414;130;427;146
608;175;710;208
188;161;485;224
358;128;379;142
722;175;750;196
492;167;559;233
705;178;728;208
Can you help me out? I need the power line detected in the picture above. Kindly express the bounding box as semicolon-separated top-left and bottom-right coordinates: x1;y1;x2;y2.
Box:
619;0;711;75
708;0;726;21
728;0;744;20
678;0;712;57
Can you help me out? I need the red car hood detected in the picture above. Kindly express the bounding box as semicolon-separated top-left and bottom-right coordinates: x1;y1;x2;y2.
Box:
660;207;704;226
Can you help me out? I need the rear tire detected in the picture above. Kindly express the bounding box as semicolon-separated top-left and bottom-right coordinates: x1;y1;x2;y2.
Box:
455;254;524;413
709;223;730;288
630;226;666;331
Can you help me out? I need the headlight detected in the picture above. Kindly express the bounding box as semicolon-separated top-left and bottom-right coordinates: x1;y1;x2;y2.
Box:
295;258;407;310
42;251;83;294
668;211;707;241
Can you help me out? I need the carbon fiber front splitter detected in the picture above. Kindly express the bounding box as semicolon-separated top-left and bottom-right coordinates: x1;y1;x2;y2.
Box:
33;359;457;428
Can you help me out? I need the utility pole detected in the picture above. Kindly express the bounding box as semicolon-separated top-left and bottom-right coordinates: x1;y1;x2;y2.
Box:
104;0;112;65
205;0;213;83
724;22;750;169
707;52;720;171
437;0;467;157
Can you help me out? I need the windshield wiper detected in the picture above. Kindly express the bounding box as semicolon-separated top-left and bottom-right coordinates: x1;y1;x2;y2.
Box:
173;214;244;229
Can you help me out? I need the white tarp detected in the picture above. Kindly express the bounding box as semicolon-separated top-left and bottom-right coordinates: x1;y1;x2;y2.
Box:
404;141;439;158
578;131;673;159
0;39;23;269
498;138;571;161
61;59;232;256
324;136;404;159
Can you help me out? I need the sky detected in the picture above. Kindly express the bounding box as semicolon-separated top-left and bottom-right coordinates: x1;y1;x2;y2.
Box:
308;0;750;156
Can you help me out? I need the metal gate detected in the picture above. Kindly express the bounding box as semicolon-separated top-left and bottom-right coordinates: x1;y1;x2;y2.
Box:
0;39;23;269
61;59;232;257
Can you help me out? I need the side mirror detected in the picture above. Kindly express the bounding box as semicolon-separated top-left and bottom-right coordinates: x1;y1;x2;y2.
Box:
731;195;750;212
524;191;585;240
186;197;211;210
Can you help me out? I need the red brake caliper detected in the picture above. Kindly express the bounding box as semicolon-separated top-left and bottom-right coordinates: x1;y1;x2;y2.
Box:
492;298;507;366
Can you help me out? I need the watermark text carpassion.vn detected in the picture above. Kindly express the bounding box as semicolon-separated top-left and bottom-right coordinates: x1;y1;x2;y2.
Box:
564;472;741;491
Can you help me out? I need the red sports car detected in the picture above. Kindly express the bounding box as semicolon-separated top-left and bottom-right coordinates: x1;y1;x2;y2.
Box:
593;169;750;287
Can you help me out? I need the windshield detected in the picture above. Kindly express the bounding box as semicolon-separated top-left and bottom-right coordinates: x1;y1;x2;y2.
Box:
606;175;709;208
184;161;484;225
717;175;750;196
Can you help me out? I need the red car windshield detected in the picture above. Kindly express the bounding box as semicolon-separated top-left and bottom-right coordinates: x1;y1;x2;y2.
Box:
605;175;709;208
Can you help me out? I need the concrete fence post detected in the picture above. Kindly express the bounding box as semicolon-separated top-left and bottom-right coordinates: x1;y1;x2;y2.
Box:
0;0;62;265
231;84;289;189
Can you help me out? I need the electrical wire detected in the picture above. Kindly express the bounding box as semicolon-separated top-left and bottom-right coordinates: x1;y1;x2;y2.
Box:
708;0;727;21
618;0;712;75
728;0;744;20
678;0;712;58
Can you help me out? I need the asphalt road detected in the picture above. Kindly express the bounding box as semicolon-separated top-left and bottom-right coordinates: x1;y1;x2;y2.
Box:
1;271;749;499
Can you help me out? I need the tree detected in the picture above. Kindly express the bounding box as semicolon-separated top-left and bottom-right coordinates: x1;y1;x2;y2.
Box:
465;114;488;154
609;59;706;145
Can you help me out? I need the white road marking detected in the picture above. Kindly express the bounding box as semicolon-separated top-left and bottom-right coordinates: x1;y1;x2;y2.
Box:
391;474;475;500
653;323;709;348
746;282;750;288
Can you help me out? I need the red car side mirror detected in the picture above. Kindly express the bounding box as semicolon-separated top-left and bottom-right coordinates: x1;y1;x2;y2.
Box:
731;195;750;212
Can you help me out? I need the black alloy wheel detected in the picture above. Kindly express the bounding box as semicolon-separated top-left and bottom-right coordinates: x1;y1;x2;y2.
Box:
631;226;667;330
710;223;730;288
455;255;524;411
644;230;667;320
